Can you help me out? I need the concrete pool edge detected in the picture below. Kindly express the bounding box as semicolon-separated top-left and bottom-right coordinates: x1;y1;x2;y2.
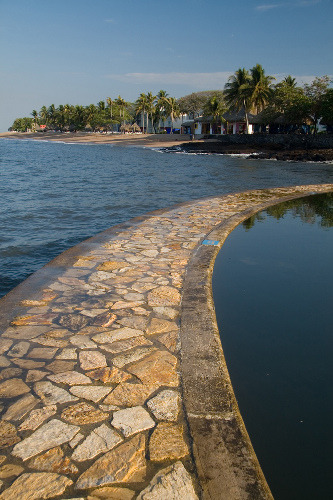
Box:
180;186;333;500
0;184;332;499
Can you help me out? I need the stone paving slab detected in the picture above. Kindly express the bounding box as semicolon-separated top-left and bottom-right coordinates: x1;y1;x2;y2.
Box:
0;185;332;499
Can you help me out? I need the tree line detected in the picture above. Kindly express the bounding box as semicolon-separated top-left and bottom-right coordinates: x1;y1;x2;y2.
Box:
10;64;332;134
10;91;183;134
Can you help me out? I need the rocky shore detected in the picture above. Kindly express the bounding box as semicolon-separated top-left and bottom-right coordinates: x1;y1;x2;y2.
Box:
165;141;333;162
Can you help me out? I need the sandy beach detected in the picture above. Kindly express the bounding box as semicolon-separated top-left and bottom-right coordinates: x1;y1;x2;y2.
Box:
0;131;195;148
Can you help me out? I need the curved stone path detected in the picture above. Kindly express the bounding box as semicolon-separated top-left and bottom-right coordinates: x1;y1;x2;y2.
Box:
0;184;331;500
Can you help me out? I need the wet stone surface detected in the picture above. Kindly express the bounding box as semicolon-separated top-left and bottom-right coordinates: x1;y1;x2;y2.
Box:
0;186;330;498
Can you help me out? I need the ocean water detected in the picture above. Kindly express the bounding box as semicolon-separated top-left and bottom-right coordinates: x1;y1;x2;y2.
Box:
0;138;332;298
213;194;333;499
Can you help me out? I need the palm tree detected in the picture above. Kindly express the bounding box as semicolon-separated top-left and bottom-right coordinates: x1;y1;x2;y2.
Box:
203;96;226;134
135;93;148;133
146;92;156;133
48;104;56;129
249;64;275;113
106;97;114;132
115;96;128;130
39;106;48;126
162;96;180;134
31;110;38;124
63;104;71;130
283;75;297;88
224;68;252;133
73;105;86;130
156;90;168;131
97;101;105;112
86;104;97;130
56;105;66;131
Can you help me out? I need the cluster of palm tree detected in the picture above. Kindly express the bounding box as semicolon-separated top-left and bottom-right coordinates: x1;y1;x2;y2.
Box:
24;97;134;133
10;90;182;134
135;91;180;134
224;64;275;133
224;66;332;133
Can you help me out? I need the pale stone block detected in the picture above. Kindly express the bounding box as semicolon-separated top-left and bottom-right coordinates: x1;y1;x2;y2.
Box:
71;424;123;461
136;461;198;499
0;472;73;500
112;406;155;437
12;419;80;460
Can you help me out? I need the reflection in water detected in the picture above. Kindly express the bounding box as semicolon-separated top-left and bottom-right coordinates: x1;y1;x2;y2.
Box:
213;193;333;500
243;192;333;231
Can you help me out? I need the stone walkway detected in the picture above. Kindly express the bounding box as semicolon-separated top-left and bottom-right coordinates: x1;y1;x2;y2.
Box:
0;185;331;500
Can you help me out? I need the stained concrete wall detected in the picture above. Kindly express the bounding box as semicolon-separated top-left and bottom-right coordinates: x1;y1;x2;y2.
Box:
203;133;333;149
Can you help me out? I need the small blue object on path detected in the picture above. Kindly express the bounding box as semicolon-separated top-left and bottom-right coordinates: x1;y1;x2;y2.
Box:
202;239;220;246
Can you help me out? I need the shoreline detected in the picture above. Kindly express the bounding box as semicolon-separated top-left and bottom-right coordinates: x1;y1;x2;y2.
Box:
165;140;333;162
0;131;194;149
2;132;333;161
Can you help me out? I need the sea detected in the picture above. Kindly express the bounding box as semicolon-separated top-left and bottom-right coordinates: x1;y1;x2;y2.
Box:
0;137;332;298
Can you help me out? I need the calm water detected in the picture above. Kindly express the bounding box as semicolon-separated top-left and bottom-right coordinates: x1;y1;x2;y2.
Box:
0;138;332;298
213;193;333;500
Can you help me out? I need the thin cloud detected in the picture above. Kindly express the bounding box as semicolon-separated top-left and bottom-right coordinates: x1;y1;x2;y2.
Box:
256;4;281;11
256;0;321;10
105;71;332;91
297;0;321;5
274;73;332;84
105;72;233;89
104;18;116;23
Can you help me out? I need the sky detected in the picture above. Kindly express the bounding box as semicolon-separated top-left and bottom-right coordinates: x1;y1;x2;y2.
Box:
0;0;332;131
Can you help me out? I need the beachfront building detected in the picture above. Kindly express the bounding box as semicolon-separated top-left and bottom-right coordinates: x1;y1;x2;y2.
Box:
181;110;263;136
135;112;190;134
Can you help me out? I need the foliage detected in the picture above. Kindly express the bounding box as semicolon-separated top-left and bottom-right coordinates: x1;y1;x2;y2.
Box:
261;80;310;126
224;65;275;132
320;88;333;125
249;64;275;113
303;76;331;133
261;75;332;132
11;117;33;132
224;68;252;133
177;91;224;118
203;95;226;122
161;96;180;133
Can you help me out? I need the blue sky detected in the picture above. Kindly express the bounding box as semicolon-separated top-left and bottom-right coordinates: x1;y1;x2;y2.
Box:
0;0;332;131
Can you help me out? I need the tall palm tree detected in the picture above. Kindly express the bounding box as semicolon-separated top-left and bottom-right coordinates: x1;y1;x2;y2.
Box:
249;64;275;113
31;110;38;124
106;97;114;132
48;104;56;129
115;96;128;130
156;90;168;131
135;93;148;133
39;106;48;126
63;104;71;130
56;105;66;131
146;92;156;133
162;96;180;134
224;68;252;133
